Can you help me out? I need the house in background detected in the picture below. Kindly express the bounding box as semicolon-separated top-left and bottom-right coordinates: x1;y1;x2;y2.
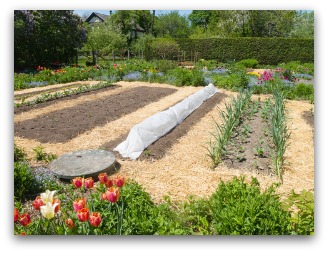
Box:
84;12;110;25
84;12;146;39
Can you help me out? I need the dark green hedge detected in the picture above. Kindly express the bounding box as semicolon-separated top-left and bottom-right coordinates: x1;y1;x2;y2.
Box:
176;38;314;64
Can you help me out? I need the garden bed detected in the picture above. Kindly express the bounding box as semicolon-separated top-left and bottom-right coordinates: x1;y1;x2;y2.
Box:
14;82;314;204
14;86;177;143
14;81;100;101
102;92;228;160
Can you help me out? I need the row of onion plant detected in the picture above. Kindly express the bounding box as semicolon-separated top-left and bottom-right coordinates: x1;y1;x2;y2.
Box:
208;89;252;168
268;90;290;180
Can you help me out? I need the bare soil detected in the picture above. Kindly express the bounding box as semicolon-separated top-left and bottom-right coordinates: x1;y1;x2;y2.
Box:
223;100;273;175
14;86;177;143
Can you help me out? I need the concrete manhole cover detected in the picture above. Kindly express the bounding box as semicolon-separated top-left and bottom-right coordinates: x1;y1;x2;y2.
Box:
50;149;116;180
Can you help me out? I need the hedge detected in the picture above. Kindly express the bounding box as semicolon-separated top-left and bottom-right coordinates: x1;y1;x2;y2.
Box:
176;38;314;65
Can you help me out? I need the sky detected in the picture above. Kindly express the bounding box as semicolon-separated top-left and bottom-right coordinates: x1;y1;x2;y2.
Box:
74;10;192;18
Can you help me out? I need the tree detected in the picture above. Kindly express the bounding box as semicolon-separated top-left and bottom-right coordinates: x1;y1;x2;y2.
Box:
14;10;85;70
82;22;128;64
155;11;190;38
289;11;314;38
108;10;152;45
188;10;213;29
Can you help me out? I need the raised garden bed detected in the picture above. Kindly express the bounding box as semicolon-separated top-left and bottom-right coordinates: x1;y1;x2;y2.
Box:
14;86;177;143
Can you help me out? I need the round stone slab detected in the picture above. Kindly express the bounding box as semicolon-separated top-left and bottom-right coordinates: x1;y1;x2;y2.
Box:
50;149;116;180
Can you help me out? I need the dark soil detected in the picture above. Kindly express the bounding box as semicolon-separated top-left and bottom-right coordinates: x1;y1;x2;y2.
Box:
223;100;274;175
102;92;227;161
14;85;121;114
14;86;177;143
14;82;96;100
302;110;314;129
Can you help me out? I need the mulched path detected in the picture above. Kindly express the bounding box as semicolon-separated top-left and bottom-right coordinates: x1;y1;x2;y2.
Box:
101;92;227;160
14;86;177;143
14;85;120;114
302;110;314;129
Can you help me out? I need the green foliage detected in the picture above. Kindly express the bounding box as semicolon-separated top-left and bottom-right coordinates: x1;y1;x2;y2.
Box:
155;11;190;38
212;71;249;91
149;38;180;60
289;11;314;38
14;162;37;200
14;162;58;200
14;144;27;162
235;59;259;68
83;23;127;57
210;177;292;235
283;190;314;235
267;90;290;179
14;176;314;235
33;145;57;163
14;10;84;70
166;68;206;87
176;38;314;65
282;69;295;81
208;90;252;167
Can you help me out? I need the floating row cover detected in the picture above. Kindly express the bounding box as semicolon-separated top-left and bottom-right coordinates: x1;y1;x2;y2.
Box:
114;83;219;160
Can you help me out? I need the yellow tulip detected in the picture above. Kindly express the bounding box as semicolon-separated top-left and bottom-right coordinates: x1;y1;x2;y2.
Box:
40;190;56;203
40;202;58;219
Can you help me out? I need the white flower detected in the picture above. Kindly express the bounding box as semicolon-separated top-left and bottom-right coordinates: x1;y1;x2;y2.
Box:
40;202;58;220
40;190;56;203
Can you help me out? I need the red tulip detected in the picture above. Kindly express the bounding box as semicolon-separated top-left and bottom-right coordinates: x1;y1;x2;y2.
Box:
105;179;114;188
65;219;75;229
14;208;19;222
77;208;89;222
73;198;86;212
98;173;108;184
84;177;94;189
19;213;31;227
114;176;125;188
89;212;102;227
106;187;120;203
53;198;61;213
33;196;44;211
72;177;84;188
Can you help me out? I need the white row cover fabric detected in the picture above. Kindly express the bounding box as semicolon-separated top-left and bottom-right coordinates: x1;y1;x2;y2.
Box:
114;83;219;160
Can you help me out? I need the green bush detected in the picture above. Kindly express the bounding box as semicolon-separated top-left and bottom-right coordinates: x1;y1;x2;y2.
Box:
209;177;292;235
236;58;259;68
176;38;314;65
149;38;180;60
282;190;314;235
167;68;206;87
212;71;249;91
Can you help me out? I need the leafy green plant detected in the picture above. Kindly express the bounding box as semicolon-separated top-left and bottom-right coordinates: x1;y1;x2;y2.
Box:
282;190;314;235
14;162;58;200
235;58;259;68
33;145;57;163
210;176;292;235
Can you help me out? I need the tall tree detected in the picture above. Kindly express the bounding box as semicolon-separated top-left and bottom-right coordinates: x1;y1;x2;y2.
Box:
289;11;314;38
154;11;190;38
14;10;84;69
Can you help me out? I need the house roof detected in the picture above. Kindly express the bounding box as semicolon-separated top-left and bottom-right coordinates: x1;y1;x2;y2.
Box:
84;11;145;32
85;12;109;23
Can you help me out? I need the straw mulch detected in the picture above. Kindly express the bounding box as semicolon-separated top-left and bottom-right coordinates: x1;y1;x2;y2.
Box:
14;82;314;204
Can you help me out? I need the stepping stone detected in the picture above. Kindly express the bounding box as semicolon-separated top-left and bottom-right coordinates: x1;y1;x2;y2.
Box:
50;149;116;180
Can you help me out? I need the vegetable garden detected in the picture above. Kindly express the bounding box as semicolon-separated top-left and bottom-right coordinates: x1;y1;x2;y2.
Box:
14;59;314;235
